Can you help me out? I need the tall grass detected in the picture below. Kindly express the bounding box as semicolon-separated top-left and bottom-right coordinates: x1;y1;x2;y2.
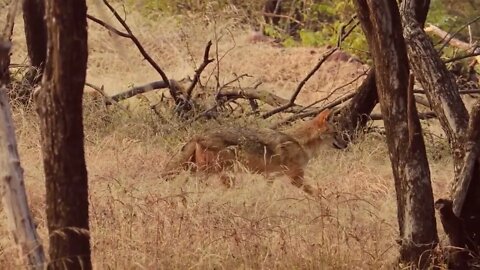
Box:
0;2;456;269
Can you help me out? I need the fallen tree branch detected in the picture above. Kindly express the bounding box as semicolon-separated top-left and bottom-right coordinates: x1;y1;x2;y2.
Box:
217;87;306;113
108;80;169;103
369;111;436;121
270;92;356;129
436;15;480;52
425;23;480;53
1;11;46;265
444;51;480;64
84;82;130;114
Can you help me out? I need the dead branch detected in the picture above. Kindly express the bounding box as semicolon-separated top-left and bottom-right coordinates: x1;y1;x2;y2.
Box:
425;23;480;53
185;41;214;100
445;51;480;64
217;86;307;113
261;47;338;119
84;82;130;113
261;12;305;26
261;16;358;119
369;112;436;121
86;14;130;38
414;89;480;95
270;92;356;129
100;0;178;102
436;15;480;52
108;80;169;103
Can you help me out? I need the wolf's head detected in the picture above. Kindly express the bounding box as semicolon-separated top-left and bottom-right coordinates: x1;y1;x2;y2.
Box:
284;108;348;156
309;109;348;150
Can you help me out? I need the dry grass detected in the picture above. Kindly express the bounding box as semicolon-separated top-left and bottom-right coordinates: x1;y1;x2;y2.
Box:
0;1;458;269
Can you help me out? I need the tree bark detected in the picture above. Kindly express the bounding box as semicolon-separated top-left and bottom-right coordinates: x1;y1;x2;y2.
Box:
23;0;47;85
354;0;438;266
36;0;91;268
334;0;432;146
334;69;378;144
400;0;469;178
400;1;480;267
1;37;46;269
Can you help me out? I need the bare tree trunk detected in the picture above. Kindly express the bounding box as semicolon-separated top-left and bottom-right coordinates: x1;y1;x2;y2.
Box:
354;0;438;266
36;0;91;268
334;0;431;146
400;0;469;177
400;1;480;267
1;36;45;270
23;0;47;85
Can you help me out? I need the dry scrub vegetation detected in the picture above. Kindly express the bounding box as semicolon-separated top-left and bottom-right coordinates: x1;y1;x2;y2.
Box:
0;1;456;269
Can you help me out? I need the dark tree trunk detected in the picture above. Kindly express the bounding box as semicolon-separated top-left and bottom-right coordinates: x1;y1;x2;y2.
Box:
36;0;91;268
0;42;9;86
23;0;47;85
334;69;377;144
400;1;480;267
400;0;469;178
354;0;438;267
334;0;431;145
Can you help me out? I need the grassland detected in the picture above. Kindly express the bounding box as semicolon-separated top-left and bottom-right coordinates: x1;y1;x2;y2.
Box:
0;1;457;269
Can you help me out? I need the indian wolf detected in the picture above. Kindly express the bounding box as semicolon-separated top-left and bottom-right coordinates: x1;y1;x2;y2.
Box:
163;109;344;195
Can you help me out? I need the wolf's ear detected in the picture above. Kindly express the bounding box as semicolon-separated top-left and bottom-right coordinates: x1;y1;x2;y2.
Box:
313;109;331;125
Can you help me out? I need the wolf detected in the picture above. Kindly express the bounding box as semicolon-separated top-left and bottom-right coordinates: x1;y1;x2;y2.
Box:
163;109;343;195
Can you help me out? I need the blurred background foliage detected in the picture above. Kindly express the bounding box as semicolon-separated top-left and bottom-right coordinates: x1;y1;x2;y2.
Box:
123;0;480;63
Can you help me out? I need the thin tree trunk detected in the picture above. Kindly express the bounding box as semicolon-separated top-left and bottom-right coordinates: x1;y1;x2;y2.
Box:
354;0;438;266
36;0;91;268
23;0;47;85
1;38;45;270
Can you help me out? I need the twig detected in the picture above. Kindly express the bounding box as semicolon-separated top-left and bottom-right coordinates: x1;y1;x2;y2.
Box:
297;69;369;114
438;15;480;52
216;73;251;99
101;0;175;101
270;92;356;129
185;41;214;100
262;12;305;26
180;104;219;128
369;112;436;120
261;15;358;119
261;47;338;119
84;82;130;114
444;51;480;63
86;14;130;38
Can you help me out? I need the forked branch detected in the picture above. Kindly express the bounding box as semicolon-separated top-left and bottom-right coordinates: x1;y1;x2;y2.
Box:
185;41;214;100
